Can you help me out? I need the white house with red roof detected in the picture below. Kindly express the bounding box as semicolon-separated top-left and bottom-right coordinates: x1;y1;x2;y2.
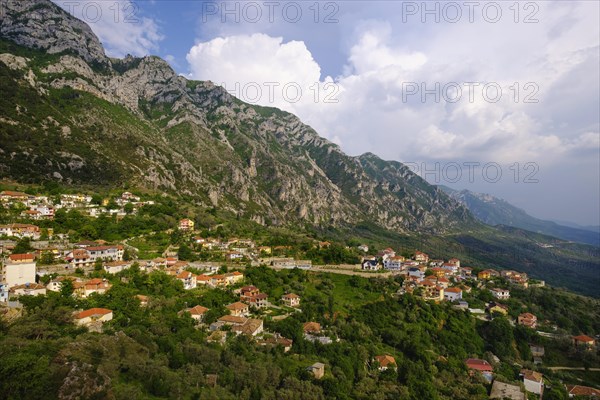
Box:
2;253;36;288
282;293;301;307
176;271;197;290
226;302;250;317
75;308;113;327
465;358;494;381
247;293;269;308
520;369;543;396
414;251;429;263
178;218;195;231
374;355;397;371
566;385;600;397
444;287;463;302
518;313;538;329
223;271;244;285
441;263;459;275
377;248;396;261
11;283;46;296
103;261;132;275
572;335;596;349
187;305;209;322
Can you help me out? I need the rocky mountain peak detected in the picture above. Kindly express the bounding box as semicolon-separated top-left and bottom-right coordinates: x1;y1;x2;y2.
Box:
0;0;108;65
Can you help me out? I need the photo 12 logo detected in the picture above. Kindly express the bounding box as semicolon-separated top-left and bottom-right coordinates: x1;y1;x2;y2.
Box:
402;81;539;104
220;81;340;105
404;162;540;184
55;1;140;24
201;1;340;24
400;1;540;24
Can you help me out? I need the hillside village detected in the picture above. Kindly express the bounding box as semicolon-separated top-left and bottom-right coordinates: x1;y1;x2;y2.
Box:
0;189;598;399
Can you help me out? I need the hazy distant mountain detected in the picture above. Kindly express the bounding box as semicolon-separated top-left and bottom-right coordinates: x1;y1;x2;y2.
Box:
440;186;600;246
549;220;600;233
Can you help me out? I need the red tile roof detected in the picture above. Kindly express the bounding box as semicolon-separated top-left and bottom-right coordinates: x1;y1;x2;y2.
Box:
176;271;194;279
465;358;493;372
188;305;208;315
303;322;321;333
566;385;600;396
1;191;29;197
75;308;112;319
519;312;536;319
573;335;595;343
520;369;543;383
226;302;248;311
8;253;35;262
218;315;247;325
375;355;396;368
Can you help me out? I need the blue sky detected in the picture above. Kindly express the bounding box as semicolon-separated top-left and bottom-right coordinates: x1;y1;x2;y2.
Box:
53;0;600;226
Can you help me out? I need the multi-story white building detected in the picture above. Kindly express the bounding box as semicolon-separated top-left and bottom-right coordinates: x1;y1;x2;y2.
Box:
103;261;131;274
1;253;36;288
491;288;510;300
384;256;405;270
65;245;124;268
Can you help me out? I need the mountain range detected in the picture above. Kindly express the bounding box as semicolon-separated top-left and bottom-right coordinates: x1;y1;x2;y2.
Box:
0;0;598;296
0;0;475;234
440;186;600;247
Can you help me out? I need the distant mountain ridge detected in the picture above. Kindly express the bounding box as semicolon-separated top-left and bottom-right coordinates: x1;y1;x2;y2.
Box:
440;186;600;247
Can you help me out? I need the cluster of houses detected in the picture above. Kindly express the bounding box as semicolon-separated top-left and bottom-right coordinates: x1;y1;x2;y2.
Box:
0;249;247;301
170;268;244;290
466;358;543;399
176;285;301;349
465;356;600;399
0;223;44;240
361;248;538;307
0;252;115;301
478;269;532;288
303;352;396;380
0;190;154;221
180;226;317;268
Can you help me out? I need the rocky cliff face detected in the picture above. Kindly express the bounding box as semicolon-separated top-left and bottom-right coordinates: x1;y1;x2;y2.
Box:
0;0;474;233
0;0;108;65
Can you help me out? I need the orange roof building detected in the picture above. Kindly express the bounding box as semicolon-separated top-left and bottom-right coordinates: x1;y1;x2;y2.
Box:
374;355;397;370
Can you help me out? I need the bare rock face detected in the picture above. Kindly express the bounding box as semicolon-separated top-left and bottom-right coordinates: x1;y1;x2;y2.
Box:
0;0;109;66
58;362;112;400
